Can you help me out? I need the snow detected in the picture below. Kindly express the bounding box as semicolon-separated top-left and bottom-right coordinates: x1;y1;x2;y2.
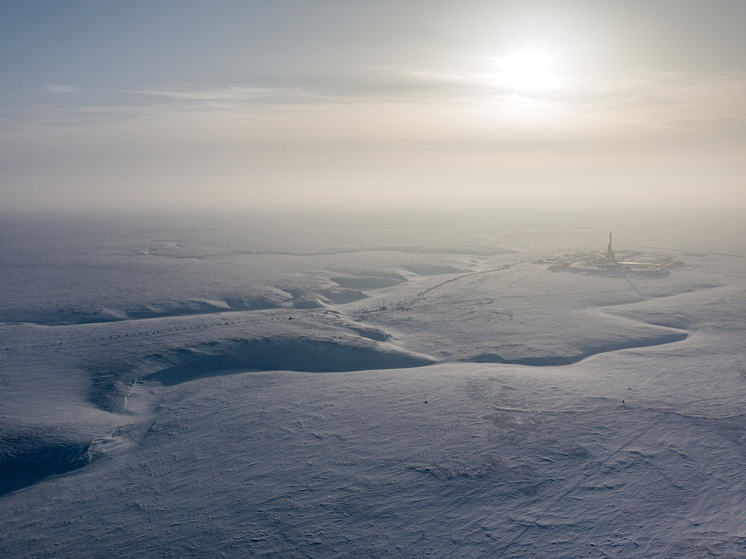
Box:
1;211;745;557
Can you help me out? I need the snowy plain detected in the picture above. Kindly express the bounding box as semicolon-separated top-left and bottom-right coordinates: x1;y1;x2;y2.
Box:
1;210;745;558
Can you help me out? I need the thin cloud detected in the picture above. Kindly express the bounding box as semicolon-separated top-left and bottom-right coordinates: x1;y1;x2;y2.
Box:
43;85;80;93
127;86;327;105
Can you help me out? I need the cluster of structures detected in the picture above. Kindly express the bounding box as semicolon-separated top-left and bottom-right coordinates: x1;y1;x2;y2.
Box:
548;233;683;274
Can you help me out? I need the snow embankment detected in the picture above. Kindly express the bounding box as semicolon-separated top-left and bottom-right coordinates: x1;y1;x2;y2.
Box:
0;422;91;497
139;336;435;387
83;320;434;412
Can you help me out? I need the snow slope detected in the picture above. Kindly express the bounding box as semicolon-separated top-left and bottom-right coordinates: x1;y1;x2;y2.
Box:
1;211;745;557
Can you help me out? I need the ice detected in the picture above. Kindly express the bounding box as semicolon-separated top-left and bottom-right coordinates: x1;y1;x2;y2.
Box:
1;210;745;557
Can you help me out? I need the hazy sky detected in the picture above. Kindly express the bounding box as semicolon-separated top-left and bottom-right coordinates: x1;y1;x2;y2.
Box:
2;1;745;212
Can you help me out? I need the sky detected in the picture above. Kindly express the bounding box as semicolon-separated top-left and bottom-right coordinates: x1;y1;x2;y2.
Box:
1;1;745;213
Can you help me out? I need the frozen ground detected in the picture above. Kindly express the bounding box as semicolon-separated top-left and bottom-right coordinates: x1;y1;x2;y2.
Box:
1;210;745;557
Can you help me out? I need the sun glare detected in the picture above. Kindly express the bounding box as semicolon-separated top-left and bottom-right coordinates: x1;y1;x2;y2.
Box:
495;50;559;92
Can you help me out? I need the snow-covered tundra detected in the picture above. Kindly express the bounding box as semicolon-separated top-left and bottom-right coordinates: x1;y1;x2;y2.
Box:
1;211;745;558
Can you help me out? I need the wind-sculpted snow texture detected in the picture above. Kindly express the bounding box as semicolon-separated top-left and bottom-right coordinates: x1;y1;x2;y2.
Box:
1;213;746;558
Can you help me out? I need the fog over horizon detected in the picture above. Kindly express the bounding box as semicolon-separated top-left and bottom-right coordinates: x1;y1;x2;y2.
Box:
2;1;745;213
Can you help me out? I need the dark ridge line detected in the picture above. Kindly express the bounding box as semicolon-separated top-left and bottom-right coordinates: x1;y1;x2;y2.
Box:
467;332;688;367
1;303;284;327
2;312;377;353
3;319;351;356
2;310;316;335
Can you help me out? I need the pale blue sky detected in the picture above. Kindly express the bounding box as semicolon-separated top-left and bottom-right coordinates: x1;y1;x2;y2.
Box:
2;1;745;211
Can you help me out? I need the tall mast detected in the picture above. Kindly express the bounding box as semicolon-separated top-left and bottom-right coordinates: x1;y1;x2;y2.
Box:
606;233;615;259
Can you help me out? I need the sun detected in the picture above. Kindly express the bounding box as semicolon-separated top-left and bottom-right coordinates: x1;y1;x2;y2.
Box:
494;50;559;92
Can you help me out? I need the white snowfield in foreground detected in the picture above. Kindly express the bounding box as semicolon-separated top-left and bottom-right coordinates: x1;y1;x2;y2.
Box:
1;213;745;558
